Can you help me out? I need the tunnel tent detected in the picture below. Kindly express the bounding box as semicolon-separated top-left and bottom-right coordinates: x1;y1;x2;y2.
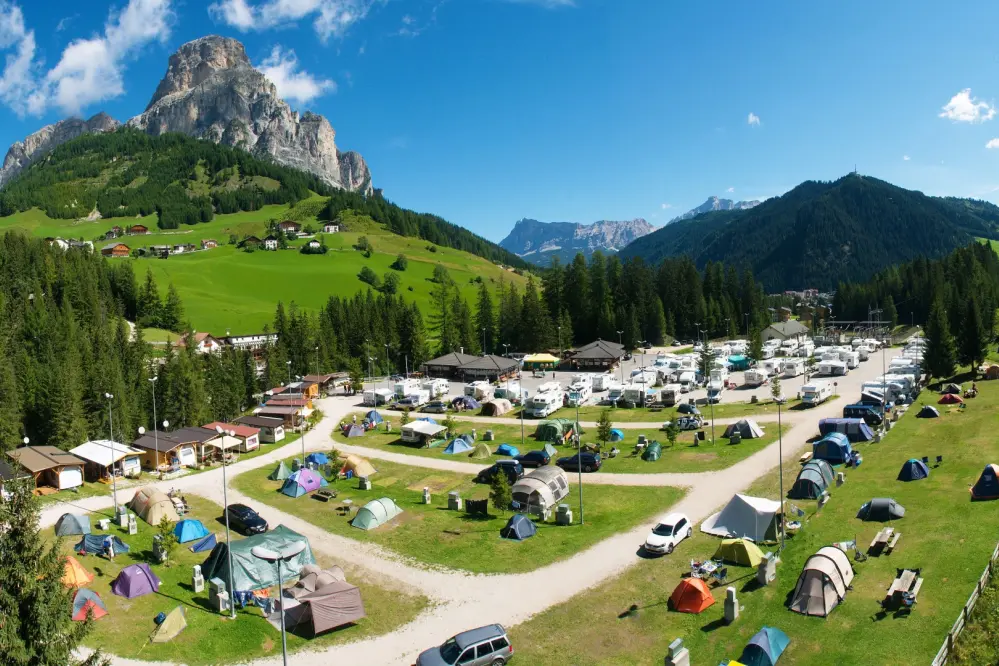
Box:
856;497;906;522
788;546;855;617
200;525;316;592
788;460;834;500
55;513;91;537
972;464;999;500
71;588;107;622
352;498;403;530
642;441;662;461
897;459;929;482
268;461;292;481
129;487;180;525
481;399;513;416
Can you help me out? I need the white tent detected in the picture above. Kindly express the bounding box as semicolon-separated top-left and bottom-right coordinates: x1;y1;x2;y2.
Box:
722;419;765;439
789;546;855;617
701;494;782;543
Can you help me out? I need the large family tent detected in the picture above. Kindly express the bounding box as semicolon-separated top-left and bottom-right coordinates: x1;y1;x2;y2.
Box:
284;580;366;637
857;497;906;522
269;461;292;481
343;424;365;438
496;443;519;457
150;606;187;643
642;441;662;461
971;465;999;500
739;626;790;666
364;410;383;425
200;525;316;591
71;588;107;621
701;494;782;543
481;399;513;416
342;454;376;478
917;405;940;418
512;467;570;516
714;538;764;567
812;433;853;465
306;452;329;465
470;443;491;459
352;498;403;530
942;383;962;395
189;532;217;553
939;393;964;405
55;513;91;537
818;418;873;443
788;460;834;500
111;563;161;599
723;419;765;439
173;519;210;544
534;419;576;443
280;469;328;498
129;487;180;525
62;556;94;588
609;429;625;442
669;578;715;614
897;459;930;482
500;514;537;541
288;564;347;597
75;534;129;556
443;438;473;455
728;355;750;371
789;546;855;617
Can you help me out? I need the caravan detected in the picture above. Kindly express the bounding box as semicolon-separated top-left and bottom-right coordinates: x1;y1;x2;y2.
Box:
421;378;450;399
362;388;394;406
744;369;768;387
783;359;805;378
464;381;494;401
678;371;697;393
761;359;783;376
623;384;657;406
527;391;562;418
606;382;625;404
591;374;612;392
780;339;799;356
801;381;833;407
567;376;592;406
394;378;422;398
660;384;682;407
818;360;847;376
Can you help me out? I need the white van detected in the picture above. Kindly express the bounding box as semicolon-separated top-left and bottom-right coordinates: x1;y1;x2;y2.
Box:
818;360;847;376
761;359;783;376
783;359;804;378
744;369;768;386
527;391;561;418
678;371;696;393
801;381;833;406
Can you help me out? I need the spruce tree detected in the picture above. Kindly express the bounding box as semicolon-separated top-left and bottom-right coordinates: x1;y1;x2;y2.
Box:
923;298;956;382
161;284;186;332
0;339;22;453
596;409;613;448
489;469;513;515
475;282;496;355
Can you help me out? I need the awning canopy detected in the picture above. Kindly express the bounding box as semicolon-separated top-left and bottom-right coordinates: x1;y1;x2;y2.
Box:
69;440;142;467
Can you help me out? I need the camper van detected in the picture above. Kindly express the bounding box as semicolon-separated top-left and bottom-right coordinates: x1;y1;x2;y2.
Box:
780;339;799;356
855;346;870;362
743;368;768;386
421;378;450;399
464;381;494;401
536;381;562;395
862;381;903;405
783;359;805;378
394;378;422;398
710;368;729;385
623;385;658;406
660;384;682;407
818;360;847;376
761;359;783;376
797;341;815;358
678;371;696;393
401;389;430;407
606;383;625;404
591;374;612;392
801;381;833;406
527;391;562;418
363;388;395;406
566;382;592;406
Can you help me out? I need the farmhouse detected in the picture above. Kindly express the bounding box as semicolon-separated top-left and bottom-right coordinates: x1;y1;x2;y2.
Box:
277;220;302;235
100;243;130;258
201;239;218;249
104;225;124;239
239;236;263;249
306;239;321;251
178;332;223;354
172;243;196;254
264;235;280;251
761;320;810;342
322;223;340;233
7;445;86;490
126;224;149;235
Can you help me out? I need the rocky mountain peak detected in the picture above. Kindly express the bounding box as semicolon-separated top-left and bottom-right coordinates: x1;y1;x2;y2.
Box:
0;112;121;188
500;217;655;265
147;35;252;109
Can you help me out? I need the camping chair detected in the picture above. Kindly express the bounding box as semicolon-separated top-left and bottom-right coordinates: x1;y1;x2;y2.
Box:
921;456;929;465
935;455;943;466
710;567;729;586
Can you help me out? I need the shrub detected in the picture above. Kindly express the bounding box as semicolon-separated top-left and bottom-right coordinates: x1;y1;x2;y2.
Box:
358;265;380;288
391;253;408;271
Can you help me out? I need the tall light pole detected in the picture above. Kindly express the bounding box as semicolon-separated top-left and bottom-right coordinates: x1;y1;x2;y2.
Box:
575;399;584;525
700;329;715;445
104;393;119;517
616;330;625;383
776;396;785;550
148;376;159;475
296;377;307;463
744;312;750;339
314;346;320;384
285;359;292;387
384;343;391;391
481;327;486;356
215;425;238;620
250;541;307;666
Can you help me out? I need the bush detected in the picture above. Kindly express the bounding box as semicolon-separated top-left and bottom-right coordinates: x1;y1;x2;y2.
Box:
391;253;408;271
358;265;380;288
381;271;401;294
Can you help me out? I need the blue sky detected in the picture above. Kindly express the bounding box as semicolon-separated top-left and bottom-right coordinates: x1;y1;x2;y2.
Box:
1;0;998;241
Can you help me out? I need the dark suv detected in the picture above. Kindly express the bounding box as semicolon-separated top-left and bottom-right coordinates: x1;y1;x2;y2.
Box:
556;452;602;473
226;503;268;535
515;450;551;468
475;460;524;485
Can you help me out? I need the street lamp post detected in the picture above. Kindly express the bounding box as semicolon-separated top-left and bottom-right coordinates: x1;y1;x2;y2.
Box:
700;329;715;445
314;346;320;384
575;399;584;526
250;542;307;666
481;327;486;356
148;376;159;475
215;425;238;620
776;396;785;550
384;344;391;391
744;312;750;339
104;393;119;516
285;360;292;386
296;377;308;464
616;330;624;383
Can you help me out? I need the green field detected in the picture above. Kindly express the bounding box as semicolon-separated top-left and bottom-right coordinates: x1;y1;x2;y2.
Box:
509;383;999;665
233;458;683;574
525;400;803;423
56;495;427;665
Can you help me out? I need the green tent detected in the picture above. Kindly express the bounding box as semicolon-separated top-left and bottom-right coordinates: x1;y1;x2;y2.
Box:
470;443;491;459
642;441;662;461
534;419;579;443
150;606;187;643
352;498;403;530
268;461;291;481
200;525;316;592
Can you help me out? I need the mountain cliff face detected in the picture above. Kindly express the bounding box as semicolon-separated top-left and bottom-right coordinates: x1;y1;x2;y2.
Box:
0;113;121;188
500;218;655;265
668;196;760;224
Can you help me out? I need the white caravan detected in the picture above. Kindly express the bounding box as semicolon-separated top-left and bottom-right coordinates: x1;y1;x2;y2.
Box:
623;384;657;406
566;383;592;406
660;384;682;407
464;381;494;401
783;359;805;378
797;341;815;358
591;374;612;392
362;388;394;406
761;359;783;376
527;391;562;418
842;351;860;369
394;378;422;398
678;370;697;393
607;383;625;403
744;369;768;386
780;339;799;356
403;389;431;406
818;360;848;376
801;381;833;406
421;378;450;399
536;381;562;395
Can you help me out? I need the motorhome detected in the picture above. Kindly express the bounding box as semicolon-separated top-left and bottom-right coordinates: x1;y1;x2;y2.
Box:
797;341;815;358
394;378;422;398
591;374;612;392
855;346;870;362
464;381;494;401
783;359;805;378
494;382;526;402
678;370;697;393
744;369;768;386
536;381;562;395
571;373;593;388
421;378;450;399
566;383;592;406
402;389;431;406
761;359;783;376
660;384;682;407
623;384;658;406
818;360;848;376
710;368;729;385
801;381;833;406
526;391;562;418
362;388;395;406
606;383;625;403
760;346;775;360
862;381;903;404
841;351;860;369
780;339;799;356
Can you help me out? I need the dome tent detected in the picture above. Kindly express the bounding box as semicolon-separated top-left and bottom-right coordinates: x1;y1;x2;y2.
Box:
55;513;91;537
739;626;790;666
111;563;161;599
364;410;383;425
280;469;328;498
609;429;624;442
352;498;403;530
917;405;940;418
723;419;765;439
129;487;179;525
443;438;473;455
713;538;764;567
500;514;536;540
496;443;519;457
71;588;107;622
788;459;834;500
470;443;491;459
173;519;210;544
342;454;376;478
789;546;854;617
669;578;715;614
971;464;999;500
812;433;853;465
857;497;905;522
897;459;929;482
62;556;94;588
343;424;365;437
75;534;129;556
939;393;963;405
306;452;329;465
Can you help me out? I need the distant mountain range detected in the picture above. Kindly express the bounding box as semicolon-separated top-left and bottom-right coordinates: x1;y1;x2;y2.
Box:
500;218;655;265
619;173;999;290
668;196;761;223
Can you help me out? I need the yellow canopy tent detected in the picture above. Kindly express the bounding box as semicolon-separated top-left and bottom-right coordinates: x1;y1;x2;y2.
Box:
343;454;377;478
522;353;559;370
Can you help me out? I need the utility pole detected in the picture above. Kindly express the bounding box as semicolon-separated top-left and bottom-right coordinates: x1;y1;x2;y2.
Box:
148;376;159;476
104;393;119;517
616;330;625;384
575;400;584;525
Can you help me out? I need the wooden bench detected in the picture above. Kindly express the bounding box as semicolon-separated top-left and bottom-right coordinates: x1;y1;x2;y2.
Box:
886;531;902;553
314;489;337;502
883;569;923;611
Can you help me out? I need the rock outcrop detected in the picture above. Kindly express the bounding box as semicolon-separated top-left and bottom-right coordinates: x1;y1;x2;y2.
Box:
500;218;655;265
0;112;121;188
668;196;760;224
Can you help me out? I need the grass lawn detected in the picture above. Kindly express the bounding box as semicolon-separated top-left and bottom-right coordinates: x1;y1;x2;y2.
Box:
140;327;182;345
233;458;684;574
37;481;120;506
55;496;427;665
483;399;803;424
508;381;999;665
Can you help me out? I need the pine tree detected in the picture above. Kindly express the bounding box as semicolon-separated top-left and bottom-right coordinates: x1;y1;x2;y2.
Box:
161;283;185;332
49;361;89;451
489;469;512;515
429;282;458;355
957;296;987;375
652;299;668;345
475;282;496;355
0;339;22;453
453;292;477;354
596;409;613;448
749;328;763;363
923;298;956;382
883;294;898;330
137;269;161;326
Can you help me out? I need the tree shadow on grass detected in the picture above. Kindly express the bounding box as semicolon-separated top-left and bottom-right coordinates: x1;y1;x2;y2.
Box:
701;617;728;633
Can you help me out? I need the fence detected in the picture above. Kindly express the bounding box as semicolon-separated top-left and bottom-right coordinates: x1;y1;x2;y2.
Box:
931;541;999;665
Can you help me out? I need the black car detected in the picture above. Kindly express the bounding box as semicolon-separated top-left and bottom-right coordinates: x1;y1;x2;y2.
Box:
556;452;602;473
476;460;524;485
515;450;551;468
226;503;268;535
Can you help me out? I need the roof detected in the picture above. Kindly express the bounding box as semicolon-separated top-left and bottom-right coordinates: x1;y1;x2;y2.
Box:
258;405;303;416
423;351;480;368
7;446;85;473
266;398;311;407
69;440;143;466
455;624;506;650
0;459;28;481
303;373;339;383
202;422;260;438
571;339;626;360
131;427;217;452
235;415;286;428
402;421;448;436
459;354;519;372
763;320;809;337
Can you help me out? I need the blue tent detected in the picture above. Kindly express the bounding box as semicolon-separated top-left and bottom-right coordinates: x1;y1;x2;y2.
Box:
897;458;929;482
677;403;701;416
812;433;853;465
818;418;874;443
443;438;473;455
739;626;790;666
451;396;480;410
280;468;328;497
305;452;329;465
496;444;520;457
609;429;624;442
417;417;438;424
173;519;210;544
365;410;383;424
189;532;217;553
500;514;537;540
75;534;130;555
460;433;476;445
972;465;999;500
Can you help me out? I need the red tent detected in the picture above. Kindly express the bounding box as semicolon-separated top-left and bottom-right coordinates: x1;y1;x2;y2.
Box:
939;393;964;405
669;578;716;614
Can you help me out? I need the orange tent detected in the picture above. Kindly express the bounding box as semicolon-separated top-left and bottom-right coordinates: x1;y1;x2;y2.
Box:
62;556;94;588
669;578;716;614
939;393;963;405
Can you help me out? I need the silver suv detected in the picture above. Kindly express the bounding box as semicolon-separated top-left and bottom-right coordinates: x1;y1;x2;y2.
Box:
416;624;513;666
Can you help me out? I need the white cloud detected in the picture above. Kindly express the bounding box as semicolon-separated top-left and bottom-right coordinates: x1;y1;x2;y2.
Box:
660;203;672;210
258;46;334;105
903;155;910;161
987;139;999;150
209;0;378;41
726;187;735;193
747;112;760;126
0;1;37;116
939;88;996;123
401;14;414;24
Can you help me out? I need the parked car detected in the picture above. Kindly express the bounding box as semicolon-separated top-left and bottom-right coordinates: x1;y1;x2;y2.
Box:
556;452;602;473
422;401;449;414
415;624;513;666
475;460;524;485
643;512;692;555
515;450;551;468
226;503;268;535
663;416;702;431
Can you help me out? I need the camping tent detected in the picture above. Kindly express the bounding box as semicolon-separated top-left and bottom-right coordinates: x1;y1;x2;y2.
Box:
972;465;999;500
500;514;537;540
352;498;403;530
287;564;346;598
723;419;765;439
343;424;365;437
942;383;962;394
201;525;316;591
496;443;519;457
642;441;662;461
306;452;329;465
897;459;930;482
284;580;366;637
788;460;834;500
281;469;328;497
701;494;782;543
416;416;438;424
812;433;853;465
609;429;624;442
728;355;750;371
451;396;480;410
481;399;513;416
55;514;91;537
62;556;94;588
818;418;874;443
917;405;940;418
669;578;715;614
443;438;473;455
939;393;964;405
71;588;107;621
364;410;383;425
522;353;559;370
269;461;292;481
789;546;855;617
150;606;187;643
534;419;575;443
111;563;161;599
75;534;129;555
542;443;558;458
739;626;790;666
129;487;180;525
189;533;217;553
173;519;210;544
342;454;376;478
470;443;491;459
713;538;764;567
857;497;905;521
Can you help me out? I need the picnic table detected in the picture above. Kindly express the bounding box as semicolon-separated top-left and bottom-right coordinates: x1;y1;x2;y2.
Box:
882;568;923;611
869;527;902;555
690;559;719;579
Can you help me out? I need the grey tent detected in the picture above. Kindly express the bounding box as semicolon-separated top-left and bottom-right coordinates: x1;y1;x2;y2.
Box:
788;460;834;500
269;461;291;481
352;498;403;530
75;534;129;555
917;405;940;418
284;580;366;637
200;525;316;592
942;383;962;395
857;498;905;522
701;494;782;543
722;419;765;439
55;514;91;537
789;546;855;617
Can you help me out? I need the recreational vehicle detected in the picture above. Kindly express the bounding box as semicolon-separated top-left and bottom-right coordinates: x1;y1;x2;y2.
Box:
842;351;860;369
623;385;658;406
464;381;494;401
527;391;562;418
394;378;422;397
362;388;395;406
566;382;592;406
591;374;611;392
744;369;768;386
494;382;527;402
780;339;799;356
796;341;815;358
401;389;430;406
855;346;870;362
536;381;562;395
761;359;783;376
421;378;450;399
818;360;847;376
783;359;805;378
606;383;625;403
660;384;682;407
801;381;833;406
678;371;697;393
